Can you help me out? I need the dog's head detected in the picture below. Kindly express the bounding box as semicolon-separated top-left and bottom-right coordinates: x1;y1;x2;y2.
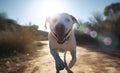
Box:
45;13;78;44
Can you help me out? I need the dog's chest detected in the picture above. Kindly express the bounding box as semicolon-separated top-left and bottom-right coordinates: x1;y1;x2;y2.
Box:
49;33;76;52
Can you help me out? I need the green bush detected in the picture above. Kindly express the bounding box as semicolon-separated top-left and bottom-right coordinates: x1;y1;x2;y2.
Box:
75;33;98;45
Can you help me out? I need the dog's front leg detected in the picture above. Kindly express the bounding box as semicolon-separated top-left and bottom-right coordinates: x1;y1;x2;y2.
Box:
50;48;65;71
69;49;76;68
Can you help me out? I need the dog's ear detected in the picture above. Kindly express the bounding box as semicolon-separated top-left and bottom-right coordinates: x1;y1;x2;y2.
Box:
44;17;50;29
71;15;78;24
71;15;80;29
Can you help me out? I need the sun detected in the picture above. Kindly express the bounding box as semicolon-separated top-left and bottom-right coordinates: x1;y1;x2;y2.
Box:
40;0;67;18
28;0;68;31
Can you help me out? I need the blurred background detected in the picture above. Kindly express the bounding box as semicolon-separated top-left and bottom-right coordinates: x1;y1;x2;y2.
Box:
0;0;120;50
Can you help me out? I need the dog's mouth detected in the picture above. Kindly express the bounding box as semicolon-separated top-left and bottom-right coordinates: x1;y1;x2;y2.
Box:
52;29;71;44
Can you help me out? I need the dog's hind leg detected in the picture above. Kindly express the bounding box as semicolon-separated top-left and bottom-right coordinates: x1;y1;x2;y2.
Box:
69;49;76;68
64;51;73;73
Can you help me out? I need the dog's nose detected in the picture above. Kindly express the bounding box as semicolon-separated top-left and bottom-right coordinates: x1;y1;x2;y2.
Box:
55;23;65;32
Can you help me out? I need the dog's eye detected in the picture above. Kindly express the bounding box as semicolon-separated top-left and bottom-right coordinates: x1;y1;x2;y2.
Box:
65;18;70;23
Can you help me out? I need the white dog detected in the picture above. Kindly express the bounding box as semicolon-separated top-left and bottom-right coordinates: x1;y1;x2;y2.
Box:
45;13;78;73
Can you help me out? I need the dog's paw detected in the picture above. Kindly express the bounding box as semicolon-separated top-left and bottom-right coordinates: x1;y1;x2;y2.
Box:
56;59;65;70
69;59;76;68
66;69;73;73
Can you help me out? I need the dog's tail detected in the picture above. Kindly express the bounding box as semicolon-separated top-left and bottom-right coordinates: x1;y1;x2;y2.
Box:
64;51;73;73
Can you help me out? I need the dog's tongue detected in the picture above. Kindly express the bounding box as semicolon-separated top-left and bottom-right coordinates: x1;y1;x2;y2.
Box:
56;35;66;44
57;40;65;44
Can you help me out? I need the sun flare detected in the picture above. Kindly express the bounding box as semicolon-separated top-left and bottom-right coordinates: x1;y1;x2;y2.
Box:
29;0;68;31
39;0;67;31
40;0;67;17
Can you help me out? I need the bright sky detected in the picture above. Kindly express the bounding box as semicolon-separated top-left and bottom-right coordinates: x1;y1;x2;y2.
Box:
0;0;120;30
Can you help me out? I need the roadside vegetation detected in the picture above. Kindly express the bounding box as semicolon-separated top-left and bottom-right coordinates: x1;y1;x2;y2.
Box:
75;3;120;51
0;12;48;57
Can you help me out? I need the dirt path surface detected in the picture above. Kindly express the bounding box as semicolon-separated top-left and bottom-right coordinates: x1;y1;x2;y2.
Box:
24;41;120;73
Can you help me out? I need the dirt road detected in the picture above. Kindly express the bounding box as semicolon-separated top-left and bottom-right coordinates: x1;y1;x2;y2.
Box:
24;41;120;73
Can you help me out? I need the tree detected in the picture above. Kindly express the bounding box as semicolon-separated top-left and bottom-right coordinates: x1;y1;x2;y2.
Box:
89;12;104;25
0;12;20;30
104;3;120;36
104;3;120;16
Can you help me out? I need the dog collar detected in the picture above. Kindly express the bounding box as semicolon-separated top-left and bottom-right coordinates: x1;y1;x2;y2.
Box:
51;29;72;44
64;29;71;41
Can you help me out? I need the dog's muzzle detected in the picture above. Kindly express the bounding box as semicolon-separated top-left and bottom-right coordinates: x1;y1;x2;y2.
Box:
51;29;71;44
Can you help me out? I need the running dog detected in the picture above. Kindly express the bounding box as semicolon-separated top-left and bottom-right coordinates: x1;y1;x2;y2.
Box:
45;13;78;73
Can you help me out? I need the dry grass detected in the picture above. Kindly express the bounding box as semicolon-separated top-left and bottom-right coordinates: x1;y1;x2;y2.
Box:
0;27;36;56
0;26;48;73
